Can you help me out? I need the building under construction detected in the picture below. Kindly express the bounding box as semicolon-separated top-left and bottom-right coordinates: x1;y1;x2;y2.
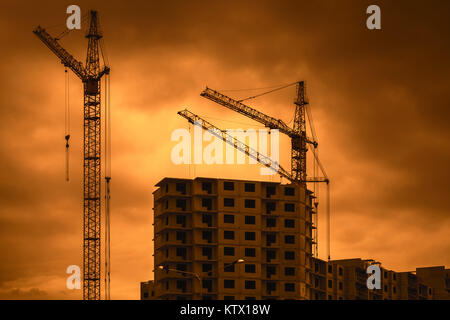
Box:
144;177;314;300
141;177;450;300
141;178;450;300
140;82;450;300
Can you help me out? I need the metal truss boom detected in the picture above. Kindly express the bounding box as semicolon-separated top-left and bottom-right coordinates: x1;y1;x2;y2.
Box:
177;109;326;185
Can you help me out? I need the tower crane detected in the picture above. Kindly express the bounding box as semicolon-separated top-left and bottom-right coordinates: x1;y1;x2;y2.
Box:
200;82;330;260
33;10;111;300
200;83;324;184
179;82;331;261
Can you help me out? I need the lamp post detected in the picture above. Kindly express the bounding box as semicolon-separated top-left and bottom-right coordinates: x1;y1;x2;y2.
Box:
224;258;245;270
158;265;203;299
223;259;245;298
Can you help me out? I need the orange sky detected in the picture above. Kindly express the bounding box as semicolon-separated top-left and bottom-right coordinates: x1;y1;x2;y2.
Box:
0;0;449;299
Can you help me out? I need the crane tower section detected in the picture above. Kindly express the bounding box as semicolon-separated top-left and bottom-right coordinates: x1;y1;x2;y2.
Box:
83;11;102;301
291;81;308;185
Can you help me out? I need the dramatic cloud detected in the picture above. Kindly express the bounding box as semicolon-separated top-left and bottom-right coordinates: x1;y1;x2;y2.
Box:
0;0;448;299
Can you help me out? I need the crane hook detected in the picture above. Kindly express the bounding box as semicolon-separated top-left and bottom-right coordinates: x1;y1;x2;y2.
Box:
65;134;70;148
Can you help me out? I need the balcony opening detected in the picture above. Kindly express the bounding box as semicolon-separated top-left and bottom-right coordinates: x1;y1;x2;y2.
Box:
176;183;187;195
266;233;276;246
284;187;295;196
176;199;187;211
202;182;213;194
267;266;276;278
202;214;212;227
202;198;212;211
266;202;276;214
202;231;213;243
266;185;276;198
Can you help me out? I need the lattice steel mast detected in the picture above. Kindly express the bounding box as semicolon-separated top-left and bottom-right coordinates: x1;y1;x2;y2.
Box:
83;11;102;301
291;81;308;184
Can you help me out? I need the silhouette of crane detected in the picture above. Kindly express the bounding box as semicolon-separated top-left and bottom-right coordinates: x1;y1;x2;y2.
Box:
33;10;111;300
179;82;331;261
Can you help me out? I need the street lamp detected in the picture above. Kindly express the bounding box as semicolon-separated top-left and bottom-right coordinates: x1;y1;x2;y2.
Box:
158;265;202;298
223;259;245;273
224;258;245;269
223;259;245;298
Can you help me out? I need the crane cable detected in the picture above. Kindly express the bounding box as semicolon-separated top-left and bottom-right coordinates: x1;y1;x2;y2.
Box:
237;81;299;102
306;102;319;257
55;12;89;40
104;71;112;300
65;67;70;182
100;28;112;299
313;145;319;258
326;181;331;261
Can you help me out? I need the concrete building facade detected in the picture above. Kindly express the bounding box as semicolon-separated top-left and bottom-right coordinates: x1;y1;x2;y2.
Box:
308;258;450;300
141;177;450;300
146;177;315;300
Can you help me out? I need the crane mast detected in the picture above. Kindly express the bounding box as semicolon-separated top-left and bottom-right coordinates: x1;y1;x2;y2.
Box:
34;10;110;300
83;11;102;301
291;81;308;185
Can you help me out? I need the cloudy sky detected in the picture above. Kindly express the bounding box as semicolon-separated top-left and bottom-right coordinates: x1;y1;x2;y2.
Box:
0;0;449;299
